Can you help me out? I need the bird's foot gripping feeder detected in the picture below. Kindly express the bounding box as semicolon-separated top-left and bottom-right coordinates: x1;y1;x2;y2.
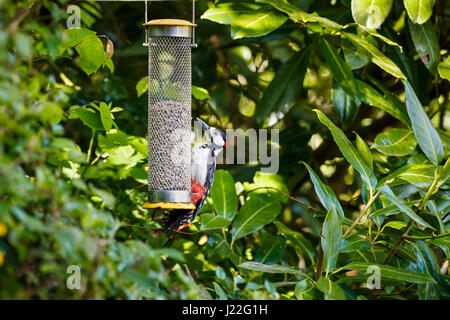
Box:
143;10;197;210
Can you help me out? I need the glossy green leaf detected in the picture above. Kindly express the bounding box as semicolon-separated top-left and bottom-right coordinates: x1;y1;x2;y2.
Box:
438;56;450;81
379;185;435;230
356;80;410;125
382;221;408;231
231;10;288;39
238;262;308;277
136;76;148;97
405;81;444;165
314;110;378;195
257;0;343;30
75;35;106;76
255;235;287;264
404;0;436;24
342;262;436;283
322;208;342;275
256;46;311;127
408;19;440;75
192;86;210;100
355;132;373;170
378;164;436;189
320;38;360;105
231;195;281;242
243;172;289;203
99;102;113;131
332;85;359;130
295;279;317;300
274;221;315;264
302;162;345;220
344;33;406;79
351;0;393;29
201;2;260;25
340;236;371;253
200;214;231;231
316;277;346;300
342;38;371;70
372;128;417;156
209;170;238;221
65;28;96;48
75;108;104;130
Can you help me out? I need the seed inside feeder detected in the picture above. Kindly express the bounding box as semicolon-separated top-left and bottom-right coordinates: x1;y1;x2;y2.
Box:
148;100;191;191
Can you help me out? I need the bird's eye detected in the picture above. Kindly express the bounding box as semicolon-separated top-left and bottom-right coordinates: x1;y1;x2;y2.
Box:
202;144;208;148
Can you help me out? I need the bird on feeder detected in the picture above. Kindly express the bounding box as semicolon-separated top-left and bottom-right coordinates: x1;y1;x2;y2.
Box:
163;118;227;231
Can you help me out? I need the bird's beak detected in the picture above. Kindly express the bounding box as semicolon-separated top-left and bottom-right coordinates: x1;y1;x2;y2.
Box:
196;117;210;132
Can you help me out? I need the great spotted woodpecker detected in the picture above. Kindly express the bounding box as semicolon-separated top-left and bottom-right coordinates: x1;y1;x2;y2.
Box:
163;118;226;231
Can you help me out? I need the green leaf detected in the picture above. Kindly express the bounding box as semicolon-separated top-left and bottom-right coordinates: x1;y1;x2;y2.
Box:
355;132;373;170
405;81;444;165
256;46;311;127
320;38;360;105
404;0;436;24
301;162;345;220
341;262;436;284
213;282;228;300
238;262;308;277
378;164;436;189
408;19;440;75
379;185;435;230
372;128;417;156
243;171;289;203
154;248;185;263
75;35;106;76
316;277;346;300
274;221;315;264
231;10;288;39
257;0;343;31
231;195;281;242
314;109;378;195
209;170;238;221
255;235;286;264
351;0;393;29
75;108;104;130
344;33;406;79
105;59;114;73
342;38;371;70
382;221;408;231
322;208;342;275
192;86;210;100
200;214;231;231
136;76;148;97
99;102;113;131
201;2;260;25
65;28;96;48
356;80;410;125
332;85;359;130
438;56;450;81
340;236;371;253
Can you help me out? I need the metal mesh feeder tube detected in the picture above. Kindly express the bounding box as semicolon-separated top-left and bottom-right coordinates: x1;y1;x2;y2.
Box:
143;19;196;210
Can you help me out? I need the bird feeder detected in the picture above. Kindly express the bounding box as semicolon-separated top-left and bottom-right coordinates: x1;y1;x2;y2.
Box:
143;2;197;210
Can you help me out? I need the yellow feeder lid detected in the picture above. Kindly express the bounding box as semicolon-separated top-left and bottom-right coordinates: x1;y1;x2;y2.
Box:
143;202;196;210
143;19;197;27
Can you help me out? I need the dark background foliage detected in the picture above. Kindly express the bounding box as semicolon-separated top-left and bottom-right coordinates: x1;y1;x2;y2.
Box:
0;0;449;300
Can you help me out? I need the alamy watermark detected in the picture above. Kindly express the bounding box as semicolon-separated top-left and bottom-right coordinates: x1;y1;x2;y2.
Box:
66;265;81;290
66;5;81;29
366;265;381;289
169;120;280;174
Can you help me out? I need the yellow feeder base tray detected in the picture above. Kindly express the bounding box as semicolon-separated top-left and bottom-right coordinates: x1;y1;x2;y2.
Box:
143;202;196;210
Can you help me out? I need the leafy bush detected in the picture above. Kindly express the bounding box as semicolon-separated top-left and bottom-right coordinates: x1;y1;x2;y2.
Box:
0;0;449;300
